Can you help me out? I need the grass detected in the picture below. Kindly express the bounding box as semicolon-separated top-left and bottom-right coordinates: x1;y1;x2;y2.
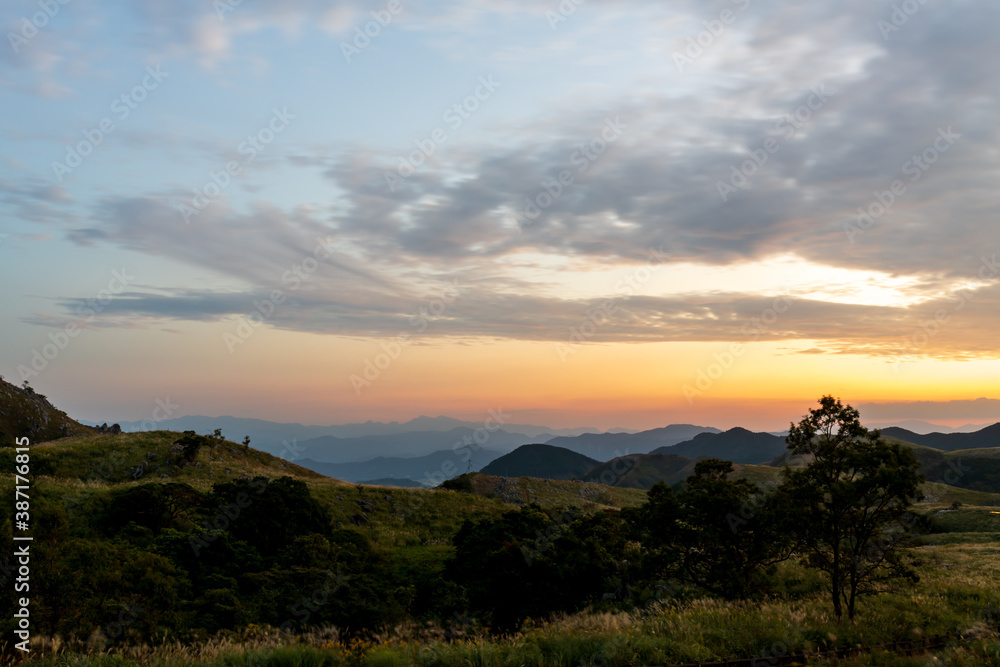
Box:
8;429;1000;666
925;507;1000;533
467;473;648;511
10;539;1000;666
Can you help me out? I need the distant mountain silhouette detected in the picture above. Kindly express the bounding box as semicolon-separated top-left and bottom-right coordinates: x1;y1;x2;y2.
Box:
650;427;786;464
879;423;1000;451
95;413;594;452
297;446;504;483
480;444;599;480
544;424;721;461
866;420;991;434
298;428;544;464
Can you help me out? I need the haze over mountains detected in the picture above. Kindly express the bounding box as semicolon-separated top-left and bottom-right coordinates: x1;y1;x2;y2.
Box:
4;375;995;497
79;410;1000;489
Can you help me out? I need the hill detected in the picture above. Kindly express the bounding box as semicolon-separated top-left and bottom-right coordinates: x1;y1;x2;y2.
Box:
0;378;94;445
650;427;786;464
879;423;1000;451
456;471;647;509
356;477;430;488
5;383;1000;658
480;444;599;480
773;433;1000;496
583;453;698;489
544;424;721;460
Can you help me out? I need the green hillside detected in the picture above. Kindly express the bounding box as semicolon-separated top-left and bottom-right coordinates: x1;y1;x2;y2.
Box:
461;470;647;509
0;378;93;446
6;388;1000;666
583;453;697;488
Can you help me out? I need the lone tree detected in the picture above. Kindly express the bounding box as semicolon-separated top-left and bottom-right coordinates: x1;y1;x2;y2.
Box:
782;395;923;621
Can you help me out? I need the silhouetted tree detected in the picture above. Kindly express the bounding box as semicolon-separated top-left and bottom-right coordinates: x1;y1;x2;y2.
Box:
782;395;924;621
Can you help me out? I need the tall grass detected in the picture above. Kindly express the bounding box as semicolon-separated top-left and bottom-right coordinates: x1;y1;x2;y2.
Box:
11;543;1000;667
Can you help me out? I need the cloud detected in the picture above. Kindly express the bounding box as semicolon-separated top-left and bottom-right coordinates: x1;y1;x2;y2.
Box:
20;0;997;362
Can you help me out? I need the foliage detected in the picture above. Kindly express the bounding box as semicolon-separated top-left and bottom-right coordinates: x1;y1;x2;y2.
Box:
782;395;925;620
445;504;634;630
673;458;795;599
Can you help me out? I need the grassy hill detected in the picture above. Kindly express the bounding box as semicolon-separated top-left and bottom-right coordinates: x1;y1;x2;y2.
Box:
0;378;93;446
479;443;599;480
583;453;698;488
8;388;1000;665
460;471;647;509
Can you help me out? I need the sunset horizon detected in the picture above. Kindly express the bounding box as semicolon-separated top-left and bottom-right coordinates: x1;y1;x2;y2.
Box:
4;0;999;440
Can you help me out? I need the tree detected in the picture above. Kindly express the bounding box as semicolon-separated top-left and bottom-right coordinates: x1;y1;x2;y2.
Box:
676;459;793;599
622;462;793;600
621;481;682;583
782;395;924;621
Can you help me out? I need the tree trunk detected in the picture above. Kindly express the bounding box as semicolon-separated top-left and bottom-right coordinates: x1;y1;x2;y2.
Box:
831;544;843;620
831;570;842;619
848;576;858;621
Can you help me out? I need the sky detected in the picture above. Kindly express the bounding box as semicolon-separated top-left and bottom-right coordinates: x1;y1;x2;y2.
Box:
2;0;999;432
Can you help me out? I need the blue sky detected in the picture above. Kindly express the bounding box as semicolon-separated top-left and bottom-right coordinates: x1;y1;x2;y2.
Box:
3;0;1000;429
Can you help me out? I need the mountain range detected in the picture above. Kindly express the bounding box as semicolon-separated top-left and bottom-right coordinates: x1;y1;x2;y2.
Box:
298;446;505;484
650;427;786;464
72;399;999;490
6;378;1000;497
543;424;722;460
879;424;1000;451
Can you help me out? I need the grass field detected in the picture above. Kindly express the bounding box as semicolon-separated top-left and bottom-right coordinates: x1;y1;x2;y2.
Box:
6;431;1000;666
8;537;1000;666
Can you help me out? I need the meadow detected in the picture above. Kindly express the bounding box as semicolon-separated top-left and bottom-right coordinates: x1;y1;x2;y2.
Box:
4;424;1000;666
